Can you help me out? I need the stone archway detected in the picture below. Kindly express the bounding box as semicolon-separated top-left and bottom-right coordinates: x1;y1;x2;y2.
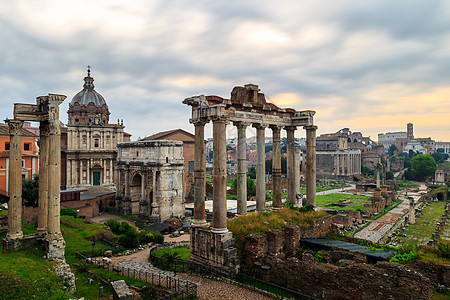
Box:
130;173;142;214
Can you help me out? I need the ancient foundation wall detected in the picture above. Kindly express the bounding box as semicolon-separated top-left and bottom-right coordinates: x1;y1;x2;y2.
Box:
188;227;240;277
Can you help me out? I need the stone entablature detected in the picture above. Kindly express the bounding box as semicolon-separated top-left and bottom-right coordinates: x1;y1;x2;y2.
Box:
115;140;184;222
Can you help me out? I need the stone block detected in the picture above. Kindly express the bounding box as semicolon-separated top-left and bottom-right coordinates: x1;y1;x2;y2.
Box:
111;280;133;300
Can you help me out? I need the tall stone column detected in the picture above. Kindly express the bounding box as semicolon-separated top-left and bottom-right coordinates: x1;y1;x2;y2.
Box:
253;124;266;211
295;148;301;199
286;126;296;205
6;119;23;240
212;117;228;233
271;125;282;208
305;125;317;207
192;120;207;227
234;121;248;215
47;120;62;240
37;121;49;236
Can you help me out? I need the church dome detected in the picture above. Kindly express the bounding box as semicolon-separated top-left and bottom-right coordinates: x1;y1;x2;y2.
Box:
68;67;110;125
70;68;107;107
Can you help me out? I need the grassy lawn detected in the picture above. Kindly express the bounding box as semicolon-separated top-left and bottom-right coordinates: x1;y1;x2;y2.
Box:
396;180;420;191
0;209;7;216
316;193;370;211
397;201;446;246
0;246;73;299
151;245;191;261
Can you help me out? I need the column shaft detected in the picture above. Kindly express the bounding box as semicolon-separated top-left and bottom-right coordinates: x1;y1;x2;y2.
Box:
6;120;23;240
254;124;266;211
37;121;49;236
212;118;228;233
235;122;247;215
286;126;296;205
47;120;62;239
193;121;207;227
271;126;282;208
305;126;317;207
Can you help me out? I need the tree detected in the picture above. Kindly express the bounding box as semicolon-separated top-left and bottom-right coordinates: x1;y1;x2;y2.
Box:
231;176;256;197
410;154;437;181
265;156;287;175
22;174;39;207
388;144;398;156
385;171;394;180
431;151;449;164
247;166;256;179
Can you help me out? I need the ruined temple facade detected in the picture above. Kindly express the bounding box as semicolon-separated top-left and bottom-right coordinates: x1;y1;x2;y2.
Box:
115;140;185;222
63;68;129;188
184;84;317;277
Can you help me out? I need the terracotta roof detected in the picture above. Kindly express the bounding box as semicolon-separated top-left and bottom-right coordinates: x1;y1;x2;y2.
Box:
140;129;195;142
0;124;37;137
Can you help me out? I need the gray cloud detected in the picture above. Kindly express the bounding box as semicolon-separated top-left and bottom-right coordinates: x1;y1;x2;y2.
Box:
0;0;449;141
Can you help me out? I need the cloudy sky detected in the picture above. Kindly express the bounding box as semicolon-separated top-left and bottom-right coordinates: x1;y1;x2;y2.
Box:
1;0;449;141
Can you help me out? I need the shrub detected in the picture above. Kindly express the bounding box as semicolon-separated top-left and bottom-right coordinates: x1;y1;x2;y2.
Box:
139;230;164;244
117;228;139;249
105;219;133;235
437;241;450;258
60;208;77;218
389;251;417;264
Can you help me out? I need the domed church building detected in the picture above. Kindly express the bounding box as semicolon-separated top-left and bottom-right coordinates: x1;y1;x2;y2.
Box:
63;67;130;188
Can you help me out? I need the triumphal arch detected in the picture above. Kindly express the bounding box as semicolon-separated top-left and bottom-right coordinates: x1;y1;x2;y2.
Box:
184;84;317;276
2;94;67;260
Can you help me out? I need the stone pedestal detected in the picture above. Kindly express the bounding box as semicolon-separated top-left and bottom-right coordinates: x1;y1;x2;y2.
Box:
44;235;66;260
188;227;240;277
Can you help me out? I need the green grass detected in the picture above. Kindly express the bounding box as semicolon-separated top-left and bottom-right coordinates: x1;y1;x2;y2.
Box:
0;246;73;299
397;201;446;246
151;246;191;262
396;180;420;191
228;208;327;253
0;209;7;216
316;193;370;211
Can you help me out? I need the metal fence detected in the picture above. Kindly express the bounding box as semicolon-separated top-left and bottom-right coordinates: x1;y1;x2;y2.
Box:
76;251;198;299
235;273;318;300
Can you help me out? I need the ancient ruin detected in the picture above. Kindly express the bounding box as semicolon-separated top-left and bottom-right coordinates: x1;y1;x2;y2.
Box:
2;93;75;290
184;84;317;276
115;140;185;222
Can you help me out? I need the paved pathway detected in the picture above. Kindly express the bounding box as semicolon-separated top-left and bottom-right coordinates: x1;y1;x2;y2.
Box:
112;245;273;300
354;182;427;243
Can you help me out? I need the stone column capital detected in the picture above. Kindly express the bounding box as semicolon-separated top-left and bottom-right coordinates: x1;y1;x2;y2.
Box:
304;125;318;131
269;124;282;132
39;121;50;137
252;123;267;129
211;115;229;124
192;119;209;126
285;125;297;131
48;120;61;135
233;121;250;128
5;119;23;135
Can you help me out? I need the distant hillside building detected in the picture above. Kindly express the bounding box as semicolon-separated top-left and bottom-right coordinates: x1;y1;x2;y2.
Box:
0;124;39;197
435;141;450;154
115;140;185;221
62;68;130;189
378;131;407;149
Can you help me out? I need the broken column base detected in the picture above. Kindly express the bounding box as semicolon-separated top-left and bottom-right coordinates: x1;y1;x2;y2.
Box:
2;235;40;253
188;227;240;278
44;236;66;261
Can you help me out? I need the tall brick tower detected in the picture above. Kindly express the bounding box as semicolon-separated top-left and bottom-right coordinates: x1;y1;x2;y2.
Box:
407;123;414;141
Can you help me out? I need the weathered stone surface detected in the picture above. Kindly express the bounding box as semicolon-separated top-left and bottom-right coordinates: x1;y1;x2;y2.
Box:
53;259;76;294
412;261;450;287
111;280;133;300
189;227;239;277
249;257;432;300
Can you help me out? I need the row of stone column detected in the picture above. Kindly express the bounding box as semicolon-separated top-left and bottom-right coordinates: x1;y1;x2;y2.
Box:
6;119;63;241
192;117;317;234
